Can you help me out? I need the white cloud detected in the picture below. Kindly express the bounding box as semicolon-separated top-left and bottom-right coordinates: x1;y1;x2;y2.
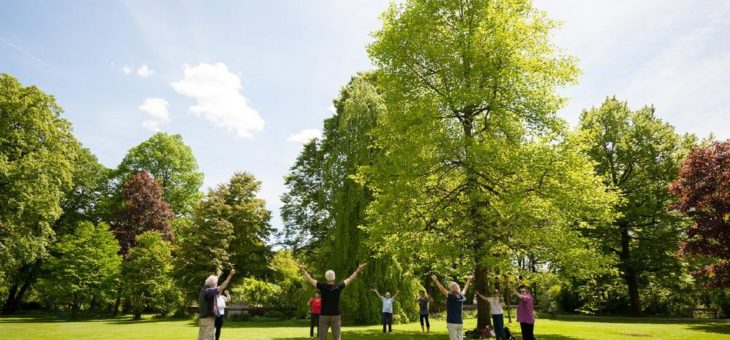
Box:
139;97;170;131
121;65;132;75
287;129;322;144
136;64;155;77
171;62;264;138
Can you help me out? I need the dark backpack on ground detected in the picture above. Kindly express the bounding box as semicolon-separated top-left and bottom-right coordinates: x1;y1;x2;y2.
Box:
504;326;517;340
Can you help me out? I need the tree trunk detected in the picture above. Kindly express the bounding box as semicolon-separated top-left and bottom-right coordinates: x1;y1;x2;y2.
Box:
620;224;641;315
3;260;42;314
3;284;20;314
474;269;493;330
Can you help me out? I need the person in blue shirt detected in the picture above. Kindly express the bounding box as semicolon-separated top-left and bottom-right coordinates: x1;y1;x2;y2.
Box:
371;288;400;333
431;274;474;340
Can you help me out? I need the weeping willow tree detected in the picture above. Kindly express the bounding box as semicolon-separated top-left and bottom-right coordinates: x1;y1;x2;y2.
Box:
282;74;420;324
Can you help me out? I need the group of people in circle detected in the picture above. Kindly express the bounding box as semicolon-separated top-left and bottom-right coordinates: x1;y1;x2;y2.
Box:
300;263;536;340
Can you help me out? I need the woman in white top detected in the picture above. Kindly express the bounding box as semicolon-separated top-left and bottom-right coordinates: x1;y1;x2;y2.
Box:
476;289;506;340
215;290;231;340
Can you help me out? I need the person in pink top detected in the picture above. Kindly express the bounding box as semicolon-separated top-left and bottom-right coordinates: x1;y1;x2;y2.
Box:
515;285;535;340
308;291;322;338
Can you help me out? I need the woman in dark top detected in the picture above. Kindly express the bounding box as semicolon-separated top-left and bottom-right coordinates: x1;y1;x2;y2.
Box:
416;290;434;333
431;274;474;340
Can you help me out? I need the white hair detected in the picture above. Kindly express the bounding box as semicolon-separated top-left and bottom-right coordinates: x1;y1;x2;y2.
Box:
205;275;219;288
449;282;460;291
325;270;336;281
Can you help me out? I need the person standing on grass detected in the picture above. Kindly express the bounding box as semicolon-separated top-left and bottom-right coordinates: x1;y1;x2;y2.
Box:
308;291;322;338
431;274;474;340
299;263;368;340
516;285;535;340
199;268;235;340
371;288;400;334
214;290;231;340
475;289;506;340
417;290;433;334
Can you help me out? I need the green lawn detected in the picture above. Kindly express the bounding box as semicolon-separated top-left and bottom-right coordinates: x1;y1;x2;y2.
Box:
0;314;728;339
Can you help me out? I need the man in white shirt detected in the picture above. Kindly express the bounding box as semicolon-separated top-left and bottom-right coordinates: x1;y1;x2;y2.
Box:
214;290;231;340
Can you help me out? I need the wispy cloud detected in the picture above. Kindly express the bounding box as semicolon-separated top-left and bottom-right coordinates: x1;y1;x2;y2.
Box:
139;97;170;131
287;129;322;144
121;65;132;75
136;64;154;77
0;38;47;66
171;62;264;138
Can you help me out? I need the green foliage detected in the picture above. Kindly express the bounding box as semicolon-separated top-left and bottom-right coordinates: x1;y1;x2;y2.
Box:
175;172;271;302
577;97;690;314
365;0;614;327
122;231;179;320
116;132;203;217
0;74;77;283
282;75;421;324
37;222;121;318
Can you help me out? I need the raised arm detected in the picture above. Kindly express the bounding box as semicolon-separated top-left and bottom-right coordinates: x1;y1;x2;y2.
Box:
224;290;232;302
431;275;449;297
217;269;236;293
344;263;367;286
462;275;474;295
371;289;384;299
298;264;318;287
475;291;489;302
392;290;400;299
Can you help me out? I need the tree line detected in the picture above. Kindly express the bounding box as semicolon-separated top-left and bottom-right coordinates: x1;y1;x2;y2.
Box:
0;74;278;318
2;0;729;326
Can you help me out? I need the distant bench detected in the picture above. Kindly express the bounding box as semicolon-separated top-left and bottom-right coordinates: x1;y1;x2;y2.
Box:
691;308;720;319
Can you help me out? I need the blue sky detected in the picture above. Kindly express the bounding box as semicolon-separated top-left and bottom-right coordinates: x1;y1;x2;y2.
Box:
2;1;729;236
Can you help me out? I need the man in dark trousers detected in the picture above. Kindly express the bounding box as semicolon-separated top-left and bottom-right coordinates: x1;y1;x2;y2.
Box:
299;263;367;340
198;268;235;340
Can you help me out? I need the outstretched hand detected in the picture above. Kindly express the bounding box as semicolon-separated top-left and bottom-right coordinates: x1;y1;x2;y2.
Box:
357;263;368;272
431;275;438;282
465;275;474;281
298;264;306;271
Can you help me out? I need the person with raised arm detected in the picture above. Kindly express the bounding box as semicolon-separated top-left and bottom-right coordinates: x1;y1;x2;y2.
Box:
515;285;535;340
416;290;434;334
371;288;400;334
198;268;235;340
431;274;474;340
214;290;231;340
475;289;506;340
299;263;367;340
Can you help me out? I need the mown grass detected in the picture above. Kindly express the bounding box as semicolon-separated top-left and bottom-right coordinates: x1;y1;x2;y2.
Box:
0;314;728;339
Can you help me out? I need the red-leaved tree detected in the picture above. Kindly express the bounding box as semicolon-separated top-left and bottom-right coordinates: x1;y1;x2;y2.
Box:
670;140;730;287
113;170;174;257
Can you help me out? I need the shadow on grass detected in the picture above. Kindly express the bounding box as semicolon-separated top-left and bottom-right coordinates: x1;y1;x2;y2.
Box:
688;322;730;335
549;315;729;325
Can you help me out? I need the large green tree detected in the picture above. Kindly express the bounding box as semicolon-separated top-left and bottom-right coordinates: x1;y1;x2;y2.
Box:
366;0;614;328
4;145;111;313
282;75;422;323
578;97;689;315
116;132;203;217
122;231;179;319
37;221;121;319
176;172;271;302
0;74;77;312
